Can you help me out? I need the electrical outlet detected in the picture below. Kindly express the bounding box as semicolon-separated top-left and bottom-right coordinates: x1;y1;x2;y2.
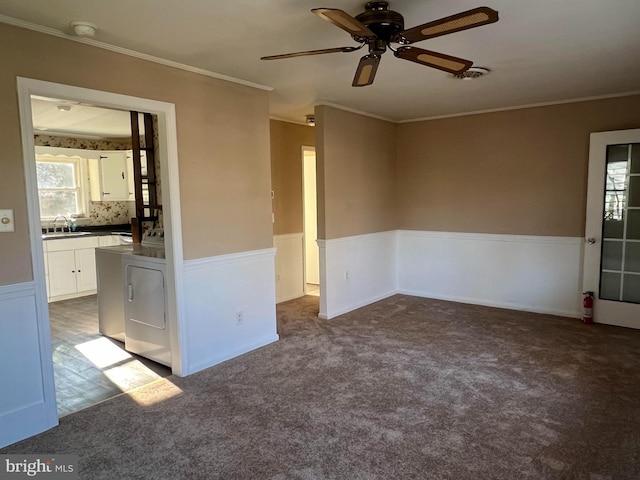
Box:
236;311;244;326
344;270;350;282
276;274;281;283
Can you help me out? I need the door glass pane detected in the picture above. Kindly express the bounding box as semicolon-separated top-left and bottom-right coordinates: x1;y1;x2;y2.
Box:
622;274;640;303
631;144;640;174
600;272;621;300
600;143;640;303
602;240;623;271
625;243;640;273
629;176;640;208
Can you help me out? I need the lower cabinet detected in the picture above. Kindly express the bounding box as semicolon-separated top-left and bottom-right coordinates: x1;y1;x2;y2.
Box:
44;235;120;302
47;248;97;299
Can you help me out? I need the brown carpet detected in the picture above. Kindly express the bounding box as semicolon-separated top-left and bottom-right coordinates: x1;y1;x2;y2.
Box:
3;294;640;479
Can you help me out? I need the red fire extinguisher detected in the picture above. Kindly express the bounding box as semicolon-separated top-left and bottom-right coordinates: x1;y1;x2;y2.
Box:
583;291;594;324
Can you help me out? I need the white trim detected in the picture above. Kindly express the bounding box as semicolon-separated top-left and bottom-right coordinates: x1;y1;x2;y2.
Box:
184;247;276;271
0;281;57;447
318;291;397;320
0;15;272;92
269;116;314;127
187;335;280;376
397;230;584;318
314;101;395;123
182;247;279;375
398;91;640;123
274;233;305;303
17;77;186;377
319;231;397;319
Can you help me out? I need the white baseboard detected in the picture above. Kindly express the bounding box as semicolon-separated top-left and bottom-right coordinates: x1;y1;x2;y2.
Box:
182;247;279;375
318;231;397;319
273;233;304;304
397;230;583;318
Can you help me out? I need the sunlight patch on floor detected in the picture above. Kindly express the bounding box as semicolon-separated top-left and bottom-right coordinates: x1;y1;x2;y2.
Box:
75;337;132;368
125;377;183;406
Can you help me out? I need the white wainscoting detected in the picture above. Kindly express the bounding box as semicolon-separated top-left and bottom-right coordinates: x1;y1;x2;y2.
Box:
318;231;397;319
273;233;304;303
182;247;279;375
397;230;583;318
0;282;58;448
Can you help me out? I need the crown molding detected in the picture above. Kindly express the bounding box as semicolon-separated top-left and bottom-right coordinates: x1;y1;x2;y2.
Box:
0;14;273;92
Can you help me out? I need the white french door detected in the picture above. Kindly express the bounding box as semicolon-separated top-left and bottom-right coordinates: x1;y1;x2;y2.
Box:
583;129;640;328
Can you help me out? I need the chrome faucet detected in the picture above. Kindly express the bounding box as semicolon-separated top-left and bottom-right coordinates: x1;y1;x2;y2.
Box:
52;215;68;233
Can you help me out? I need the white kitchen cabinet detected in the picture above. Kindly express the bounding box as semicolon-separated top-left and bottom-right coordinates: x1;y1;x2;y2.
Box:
48;250;77;298
45;236;100;302
47;248;97;299
75;248;97;292
89;151;130;201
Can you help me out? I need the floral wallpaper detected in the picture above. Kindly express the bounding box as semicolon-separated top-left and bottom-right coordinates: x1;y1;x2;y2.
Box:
34;135;131;150
88;201;136;226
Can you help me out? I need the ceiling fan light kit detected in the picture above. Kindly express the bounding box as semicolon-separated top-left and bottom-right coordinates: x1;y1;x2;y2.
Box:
261;2;499;87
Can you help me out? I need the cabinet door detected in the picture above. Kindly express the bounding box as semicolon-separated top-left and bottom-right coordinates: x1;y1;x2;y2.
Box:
100;152;129;201
47;250;77;297
75;248;97;292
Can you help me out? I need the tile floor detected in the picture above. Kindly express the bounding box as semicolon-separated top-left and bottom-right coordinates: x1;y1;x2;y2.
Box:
49;295;171;417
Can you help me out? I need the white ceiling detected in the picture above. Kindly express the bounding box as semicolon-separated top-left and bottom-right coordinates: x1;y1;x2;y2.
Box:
3;0;640;126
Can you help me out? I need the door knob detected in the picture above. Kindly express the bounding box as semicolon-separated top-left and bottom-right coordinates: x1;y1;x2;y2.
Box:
586;237;597;244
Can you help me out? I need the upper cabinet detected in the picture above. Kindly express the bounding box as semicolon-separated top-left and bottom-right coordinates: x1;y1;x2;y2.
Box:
89;151;131;201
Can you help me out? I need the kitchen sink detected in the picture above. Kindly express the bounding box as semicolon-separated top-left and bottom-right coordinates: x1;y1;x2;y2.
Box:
42;231;93;240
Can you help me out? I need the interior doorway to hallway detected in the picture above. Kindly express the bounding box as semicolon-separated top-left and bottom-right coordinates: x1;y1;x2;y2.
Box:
303;147;319;297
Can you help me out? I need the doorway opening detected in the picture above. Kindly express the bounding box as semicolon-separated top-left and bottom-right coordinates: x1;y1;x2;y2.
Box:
303;147;319;297
32;96;171;416
17;78;185;429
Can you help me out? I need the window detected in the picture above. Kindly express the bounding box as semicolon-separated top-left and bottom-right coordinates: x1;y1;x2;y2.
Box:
36;155;85;219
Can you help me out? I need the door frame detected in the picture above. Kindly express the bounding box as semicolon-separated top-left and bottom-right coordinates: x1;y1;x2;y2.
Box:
302;146;319;292
17;78;187;373
583;128;640;329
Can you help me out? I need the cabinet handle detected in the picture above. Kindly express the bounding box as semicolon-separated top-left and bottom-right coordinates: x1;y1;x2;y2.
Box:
103;192;110;195
71;270;75;273
122;172;125;179
128;284;133;302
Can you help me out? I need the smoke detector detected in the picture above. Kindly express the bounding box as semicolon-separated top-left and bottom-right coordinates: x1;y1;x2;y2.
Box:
305;115;315;126
452;67;490;80
70;21;98;37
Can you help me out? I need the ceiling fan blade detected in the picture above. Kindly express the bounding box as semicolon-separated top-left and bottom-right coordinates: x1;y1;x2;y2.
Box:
394;46;472;74
261;46;360;60
312;8;376;39
352;55;380;87
397;6;499;44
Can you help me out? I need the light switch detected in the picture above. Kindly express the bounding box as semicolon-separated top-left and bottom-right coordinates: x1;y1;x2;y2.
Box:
0;209;15;232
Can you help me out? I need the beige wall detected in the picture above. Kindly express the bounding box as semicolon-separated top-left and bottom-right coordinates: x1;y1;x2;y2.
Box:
0;23;273;285
269;120;315;235
316;105;397;240
397;95;640;237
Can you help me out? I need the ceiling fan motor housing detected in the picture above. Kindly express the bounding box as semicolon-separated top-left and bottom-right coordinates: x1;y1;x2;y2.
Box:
355;1;404;51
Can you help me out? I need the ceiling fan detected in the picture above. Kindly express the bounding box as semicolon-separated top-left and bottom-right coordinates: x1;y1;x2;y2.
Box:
261;2;499;87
